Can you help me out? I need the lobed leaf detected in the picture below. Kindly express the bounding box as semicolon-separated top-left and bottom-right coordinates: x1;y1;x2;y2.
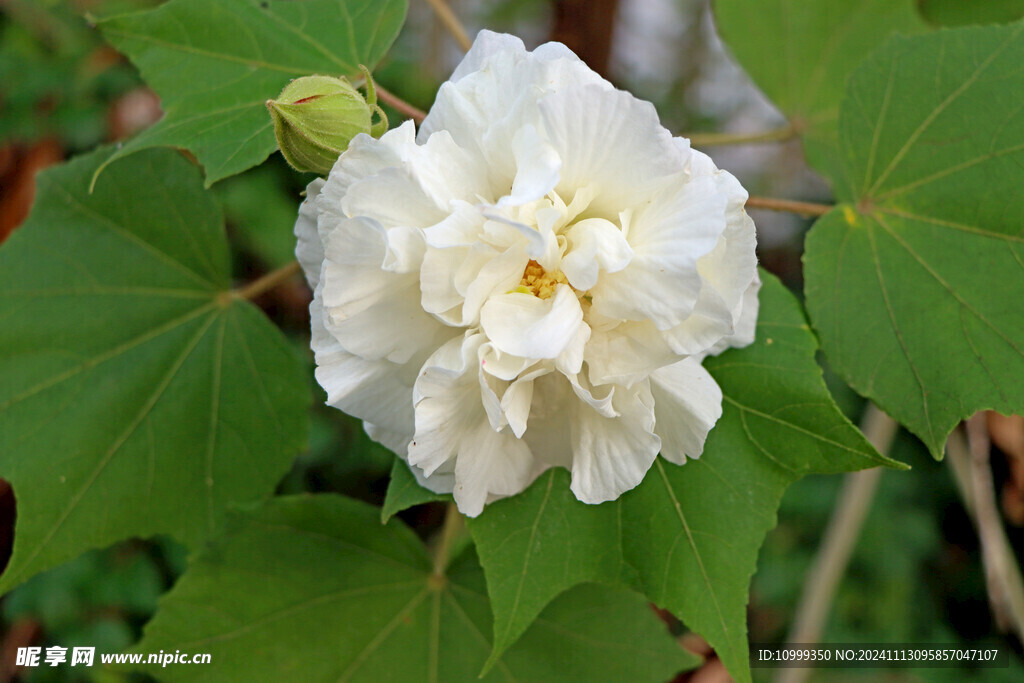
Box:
96;0;409;186
713;0;927;185
0;148;308;593
467;468;639;672
466;273;900;682
131;495;698;681
804;23;1024;457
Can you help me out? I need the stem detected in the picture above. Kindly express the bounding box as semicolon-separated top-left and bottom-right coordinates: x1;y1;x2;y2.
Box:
375;84;427;124
778;404;898;683
424;0;473;52
687;125;798;147
231;260;302;301
432;503;464;577
746;196;832;217
948;417;1024;641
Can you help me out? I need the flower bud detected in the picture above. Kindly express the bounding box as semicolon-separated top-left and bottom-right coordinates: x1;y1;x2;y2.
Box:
267;67;387;175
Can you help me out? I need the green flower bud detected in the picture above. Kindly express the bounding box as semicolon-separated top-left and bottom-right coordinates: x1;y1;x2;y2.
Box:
267;66;388;175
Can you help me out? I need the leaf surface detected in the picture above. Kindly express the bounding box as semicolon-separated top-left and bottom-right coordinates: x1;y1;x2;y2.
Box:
713;0;927;185
919;0;1024;26
131;495;698;681
97;0;408;186
0;148;308;593
804;23;1024;457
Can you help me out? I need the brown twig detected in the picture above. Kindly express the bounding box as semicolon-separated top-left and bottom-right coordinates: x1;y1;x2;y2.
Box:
687;125;798;147
230;261;302;302
375;84;427;124
746;196;832;217
431;503;464;578
948;416;1024;641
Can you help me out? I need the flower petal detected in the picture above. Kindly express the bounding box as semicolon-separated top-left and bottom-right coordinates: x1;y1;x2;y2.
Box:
584;319;678;387
649;358;723;465
590;174;727;329
422;241;528;327
480;285;584;359
537;83;686;212
408;333;535;516
447;30;529;82
309;295;414;442
452;419;534;516
703;271;762;358
500;364;551;438
569;380;661;504
522;372;573;469
498;123;561;207
295;178;326;289
657;171;758;356
330;122;489;227
320;217;452;363
419;31;604;199
561;217;633;291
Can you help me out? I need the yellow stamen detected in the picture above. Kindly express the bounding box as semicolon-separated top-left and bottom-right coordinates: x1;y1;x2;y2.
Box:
516;260;569;300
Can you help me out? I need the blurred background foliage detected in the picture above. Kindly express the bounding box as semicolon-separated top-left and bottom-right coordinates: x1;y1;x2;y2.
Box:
1;0;1023;681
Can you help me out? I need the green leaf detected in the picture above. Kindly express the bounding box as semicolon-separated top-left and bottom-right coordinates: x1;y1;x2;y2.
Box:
132;495;698;681
468;272;900;683
919;0;1024;26
713;0;927;184
0;148;308;593
381;457;446;523
467;468;639;672
804;23;1024;457
96;0;409;187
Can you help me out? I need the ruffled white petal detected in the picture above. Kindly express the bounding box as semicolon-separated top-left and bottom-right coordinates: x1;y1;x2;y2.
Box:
319;217;452;364
590;175;727;329
332;122;489;226
561;217;633;291
704;271;761;357
500;123;561;207
309;292;415;443
480;285;585;360
649;358;723;464
409;334;535;516
537;83;687;212
295;178;326;289
569;380;661;504
422;241;528;327
584;319;677;387
658;174;759;356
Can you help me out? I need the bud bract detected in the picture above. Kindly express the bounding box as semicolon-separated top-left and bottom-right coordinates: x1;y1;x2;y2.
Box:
267;67;387;175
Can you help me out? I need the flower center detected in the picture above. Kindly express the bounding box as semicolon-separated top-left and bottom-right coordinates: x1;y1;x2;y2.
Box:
515;260;570;299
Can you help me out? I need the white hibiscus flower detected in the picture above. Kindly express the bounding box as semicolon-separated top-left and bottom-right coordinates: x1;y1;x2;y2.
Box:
295;31;760;516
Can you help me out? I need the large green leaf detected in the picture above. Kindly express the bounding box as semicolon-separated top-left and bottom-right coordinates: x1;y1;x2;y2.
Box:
466;273;901;683
95;0;408;187
0;148;308;593
919;0;1024;26
130;495;698;681
466;468;637;672
804;23;1024;458
713;0;927;185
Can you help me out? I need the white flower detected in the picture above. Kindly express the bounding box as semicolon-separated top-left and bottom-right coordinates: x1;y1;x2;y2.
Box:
296;31;760;516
